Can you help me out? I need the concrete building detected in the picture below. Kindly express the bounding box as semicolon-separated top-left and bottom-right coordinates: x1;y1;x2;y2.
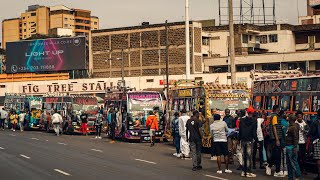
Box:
91;21;203;78
203;24;320;79
299;0;320;24
2;5;99;49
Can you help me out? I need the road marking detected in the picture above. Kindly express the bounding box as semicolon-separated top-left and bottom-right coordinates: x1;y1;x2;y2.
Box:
20;154;31;159
0;147;4;150
205;175;228;180
31;138;39;140
168;148;176;151
9;134;16;136
46;140;49;142
91;149;103;152
57;142;67;145
134;159;157;164
54;169;71;176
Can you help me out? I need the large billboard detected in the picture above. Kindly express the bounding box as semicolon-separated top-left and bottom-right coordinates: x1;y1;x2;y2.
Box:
310;0;320;7
6;37;86;73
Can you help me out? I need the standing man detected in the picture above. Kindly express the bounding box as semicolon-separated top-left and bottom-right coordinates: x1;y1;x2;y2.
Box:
179;109;191;159
310;109;320;180
0;108;6;130
172;112;181;157
186;110;203;171
52;111;63;136
210;114;232;174
266;105;284;177
80;111;88;136
18;111;26;132
146;111;159;147
253;112;266;169
285;114;301;180
108;107;117;142
238;107;257;177
95;111;103;139
223;109;236;163
295;110;309;175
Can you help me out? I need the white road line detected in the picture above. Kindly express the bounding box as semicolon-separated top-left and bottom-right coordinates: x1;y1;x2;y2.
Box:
9;134;16;136
91;149;103;152
57;142;67;145
31;138;39;140
20;154;31;159
205;175;228;180
0;147;4;150
46;140;49;142
54;169;71;176
134;159;157;164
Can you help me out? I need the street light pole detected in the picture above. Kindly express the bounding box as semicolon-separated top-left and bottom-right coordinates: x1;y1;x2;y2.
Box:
121;49;125;88
165;20;169;111
185;0;191;80
229;0;236;84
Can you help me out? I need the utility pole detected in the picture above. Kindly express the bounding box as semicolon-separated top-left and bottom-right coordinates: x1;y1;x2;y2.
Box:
121;49;125;88
185;0;191;80
165;20;169;111
228;0;236;84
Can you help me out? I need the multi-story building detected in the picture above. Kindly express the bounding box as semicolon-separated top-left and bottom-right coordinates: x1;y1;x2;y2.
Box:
91;21;203;78
299;0;320;24
2;5;99;49
203;23;320;80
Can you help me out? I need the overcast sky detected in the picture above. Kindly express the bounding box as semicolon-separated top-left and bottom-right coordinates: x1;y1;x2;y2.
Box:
0;0;308;39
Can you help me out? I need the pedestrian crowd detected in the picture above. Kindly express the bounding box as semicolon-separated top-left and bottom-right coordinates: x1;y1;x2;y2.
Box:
171;105;320;180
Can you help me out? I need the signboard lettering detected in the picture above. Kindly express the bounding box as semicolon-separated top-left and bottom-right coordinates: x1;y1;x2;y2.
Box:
178;89;192;97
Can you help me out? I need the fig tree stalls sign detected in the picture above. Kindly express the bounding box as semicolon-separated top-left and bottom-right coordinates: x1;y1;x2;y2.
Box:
20;82;117;94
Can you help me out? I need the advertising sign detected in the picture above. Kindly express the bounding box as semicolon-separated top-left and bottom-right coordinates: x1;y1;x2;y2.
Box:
128;93;162;111
6;37;86;73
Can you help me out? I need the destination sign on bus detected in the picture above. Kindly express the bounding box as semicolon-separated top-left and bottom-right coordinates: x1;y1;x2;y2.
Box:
128;94;160;99
178;89;192;97
211;93;249;98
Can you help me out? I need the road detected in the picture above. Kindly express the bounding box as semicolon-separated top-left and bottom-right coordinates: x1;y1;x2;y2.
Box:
0;130;315;180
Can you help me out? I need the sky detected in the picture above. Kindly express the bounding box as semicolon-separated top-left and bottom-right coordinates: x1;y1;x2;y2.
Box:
0;0;308;40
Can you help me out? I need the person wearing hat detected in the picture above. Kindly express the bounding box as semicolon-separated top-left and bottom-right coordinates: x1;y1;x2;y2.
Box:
238;106;258;178
210;114;232;174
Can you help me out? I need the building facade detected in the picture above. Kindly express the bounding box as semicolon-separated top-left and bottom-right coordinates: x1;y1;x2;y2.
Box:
203;24;320;75
91;21;203;78
2;5;99;49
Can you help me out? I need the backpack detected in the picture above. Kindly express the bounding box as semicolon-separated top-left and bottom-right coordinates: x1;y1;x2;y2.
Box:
172;117;179;135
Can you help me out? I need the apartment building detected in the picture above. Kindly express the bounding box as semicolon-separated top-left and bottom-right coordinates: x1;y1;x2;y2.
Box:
203;24;320;75
2;5;99;49
299;0;320;24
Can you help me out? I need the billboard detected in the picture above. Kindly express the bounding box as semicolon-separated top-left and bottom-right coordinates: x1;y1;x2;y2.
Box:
6;37;86;73
310;0;320;7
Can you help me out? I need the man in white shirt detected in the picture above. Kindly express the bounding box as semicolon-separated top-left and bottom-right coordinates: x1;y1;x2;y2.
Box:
0;108;7;130
179;109;191;159
295;110;309;175
18;111;26;132
52;112;63;136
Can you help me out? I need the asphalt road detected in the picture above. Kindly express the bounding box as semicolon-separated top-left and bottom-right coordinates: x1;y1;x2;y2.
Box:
0;130;315;180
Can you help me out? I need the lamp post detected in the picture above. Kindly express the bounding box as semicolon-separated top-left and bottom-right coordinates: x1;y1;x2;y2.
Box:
185;0;191;80
105;48;125;89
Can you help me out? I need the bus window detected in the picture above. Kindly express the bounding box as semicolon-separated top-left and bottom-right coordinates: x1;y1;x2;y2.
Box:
280;96;290;111
312;96;320;112
253;96;262;109
179;99;185;111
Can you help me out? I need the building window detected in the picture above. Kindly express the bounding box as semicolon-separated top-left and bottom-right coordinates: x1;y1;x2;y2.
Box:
242;34;249;43
64;24;68;28
31;12;36;16
236;65;254;72
210;66;228;73
94;22;98;25
259;35;268;44
22;17;25;20
23;23;26;26
24;29;26;32
269;34;278;43
64;18;68;21
262;63;280;70
146;79;154;83
202;37;210;46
